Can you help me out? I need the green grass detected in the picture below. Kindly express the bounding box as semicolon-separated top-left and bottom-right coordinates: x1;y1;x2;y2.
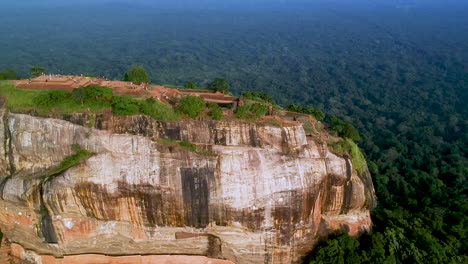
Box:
0;81;110;114
140;98;181;121
46;144;93;180
0;81;42;112
0;82;180;121
329;139;367;175
156;138;215;155
156;137;178;145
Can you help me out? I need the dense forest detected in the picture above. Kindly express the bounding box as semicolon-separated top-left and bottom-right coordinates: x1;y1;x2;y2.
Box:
0;1;466;263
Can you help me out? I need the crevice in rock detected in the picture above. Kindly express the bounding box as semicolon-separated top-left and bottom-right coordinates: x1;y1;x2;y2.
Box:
340;155;353;214
0;112;16;198
38;183;58;243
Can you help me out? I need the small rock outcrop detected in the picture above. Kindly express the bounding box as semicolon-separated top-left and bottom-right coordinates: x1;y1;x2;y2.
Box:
0;103;376;264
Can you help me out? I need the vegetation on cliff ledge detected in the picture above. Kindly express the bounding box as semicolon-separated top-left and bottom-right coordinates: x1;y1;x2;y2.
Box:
329;139;366;175
46;144;93;180
0;82;181;121
157;137;215;156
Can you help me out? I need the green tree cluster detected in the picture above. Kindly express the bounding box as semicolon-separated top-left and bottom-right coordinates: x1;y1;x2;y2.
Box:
72;85;113;105
111;95;140;115
177;95;206;118
208;78;229;93
327;115;361;141
184;81;197;89
124;66;150;84
235;103;269;119
33;90;72;109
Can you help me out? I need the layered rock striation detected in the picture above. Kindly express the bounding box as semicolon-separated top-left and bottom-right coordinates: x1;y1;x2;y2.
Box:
0;103;376;264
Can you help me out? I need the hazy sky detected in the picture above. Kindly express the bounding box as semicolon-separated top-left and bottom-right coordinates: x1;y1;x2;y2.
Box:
4;0;467;9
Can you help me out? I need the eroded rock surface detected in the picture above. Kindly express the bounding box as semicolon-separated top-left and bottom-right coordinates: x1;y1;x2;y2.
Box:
0;104;376;264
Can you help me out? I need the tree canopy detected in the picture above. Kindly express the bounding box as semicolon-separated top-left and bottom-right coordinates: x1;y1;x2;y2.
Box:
124;66;150;84
177;95;206;118
208;78;229;93
71;85;113;105
184;81;196;89
31;67;45;77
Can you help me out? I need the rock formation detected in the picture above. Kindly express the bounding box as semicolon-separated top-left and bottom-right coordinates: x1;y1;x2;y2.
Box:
0;101;376;264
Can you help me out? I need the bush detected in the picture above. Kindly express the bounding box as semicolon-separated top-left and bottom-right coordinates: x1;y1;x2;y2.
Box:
33;90;71;108
287;104;325;121
112;96;140;115
139;97;180;121
0;68;19;80
207;103;223;120
249;103;269;116
242;91;276;105
209;107;223;120
184;81;197;89
329;139;366;174
235;103;268;119
177;96;206;118
125;66;150;84
72;85;113;105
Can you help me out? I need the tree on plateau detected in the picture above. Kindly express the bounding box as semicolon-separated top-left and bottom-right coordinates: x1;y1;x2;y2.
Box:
124;66;150;85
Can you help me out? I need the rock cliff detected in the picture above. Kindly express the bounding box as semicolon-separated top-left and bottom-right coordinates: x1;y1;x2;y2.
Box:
0;102;376;264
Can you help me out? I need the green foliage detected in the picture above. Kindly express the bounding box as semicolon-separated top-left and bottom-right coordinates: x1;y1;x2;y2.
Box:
111;95;140;115
209;107;223;120
47;144;93;179
83;73;95;77
139;97;180;121
184;81;197;89
156;137;178;145
1;6;467;261
235;103;269;119
329;139;367;175
0;68;19;80
208;103;223;120
208;78;229;93
307;233;361;264
242;91;276;105
0;81;42;111
0;82;180;120
71;85;113;105
31;66;45;77
177;95;206;118
0;82;107;113
287;104;325;121
178;140;197;151
30;86;113;113
124;66;150;84
327;115;361;141
33;90;71;109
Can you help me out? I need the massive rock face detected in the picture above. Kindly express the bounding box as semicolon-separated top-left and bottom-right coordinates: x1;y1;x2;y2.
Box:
0;104;376;264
